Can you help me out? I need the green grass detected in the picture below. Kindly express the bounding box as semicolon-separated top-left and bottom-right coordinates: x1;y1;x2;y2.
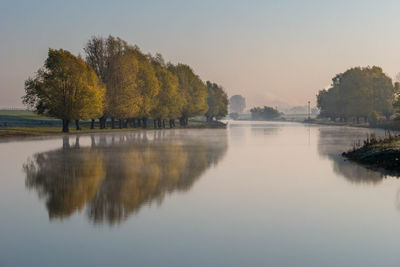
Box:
0;110;225;139
0;109;56;120
0;126;147;138
0;119;225;139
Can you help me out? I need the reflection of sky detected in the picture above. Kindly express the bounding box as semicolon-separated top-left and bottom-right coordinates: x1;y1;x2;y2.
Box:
2;124;400;266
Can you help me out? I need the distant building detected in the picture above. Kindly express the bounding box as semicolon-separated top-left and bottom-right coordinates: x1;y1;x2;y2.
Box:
229;95;246;114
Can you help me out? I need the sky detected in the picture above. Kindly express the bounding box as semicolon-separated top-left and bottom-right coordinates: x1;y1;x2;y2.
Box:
1;0;400;109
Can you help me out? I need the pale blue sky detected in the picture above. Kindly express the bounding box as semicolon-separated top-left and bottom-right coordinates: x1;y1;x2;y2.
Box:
1;0;400;108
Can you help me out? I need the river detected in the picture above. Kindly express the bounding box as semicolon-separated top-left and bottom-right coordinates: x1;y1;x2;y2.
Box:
0;121;399;266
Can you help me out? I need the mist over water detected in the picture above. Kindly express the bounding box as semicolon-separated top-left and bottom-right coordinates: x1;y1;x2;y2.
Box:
1;123;400;266
23;130;228;225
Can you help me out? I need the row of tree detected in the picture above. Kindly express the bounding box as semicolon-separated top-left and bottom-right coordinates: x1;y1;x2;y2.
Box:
317;66;399;122
23;36;228;132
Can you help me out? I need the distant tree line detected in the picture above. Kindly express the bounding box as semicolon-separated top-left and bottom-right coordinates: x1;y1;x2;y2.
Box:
250;106;280;120
23;36;228;132
317;66;399;123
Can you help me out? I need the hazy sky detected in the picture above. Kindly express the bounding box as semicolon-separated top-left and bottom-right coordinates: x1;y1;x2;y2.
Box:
1;0;400;109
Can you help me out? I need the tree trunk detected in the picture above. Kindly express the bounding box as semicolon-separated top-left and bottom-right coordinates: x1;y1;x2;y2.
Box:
137;119;141;127
162;119;166;128
157;119;161;128
142;118;147;128
119;119;123;129
90;119;95;129
90;135;95;147
153;120;157;129
111;118;115;129
62;119;70;133
103;117;107;129
62;136;70;149
169;119;173;128
99;116;106;129
74;136;80;148
75;120;81;130
132;119;136;128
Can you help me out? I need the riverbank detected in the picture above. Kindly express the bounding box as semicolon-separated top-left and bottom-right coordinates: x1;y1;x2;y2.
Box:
305;118;400;131
342;134;400;175
0;119;226;140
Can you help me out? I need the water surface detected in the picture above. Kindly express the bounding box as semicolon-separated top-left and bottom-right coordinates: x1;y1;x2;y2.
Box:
1;122;400;266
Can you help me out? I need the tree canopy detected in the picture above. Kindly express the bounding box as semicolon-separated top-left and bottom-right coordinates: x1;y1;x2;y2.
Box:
23;35;229;131
250;106;280;120
23;49;104;132
317;66;397;122
167;63;208;125
205;81;228;121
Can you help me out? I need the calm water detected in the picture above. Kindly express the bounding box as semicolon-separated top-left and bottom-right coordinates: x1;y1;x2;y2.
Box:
1;122;400;266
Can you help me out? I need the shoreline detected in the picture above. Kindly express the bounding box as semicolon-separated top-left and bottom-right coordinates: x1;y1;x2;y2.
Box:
0;120;227;141
302;119;400;175
342;135;400;176
304;119;400;131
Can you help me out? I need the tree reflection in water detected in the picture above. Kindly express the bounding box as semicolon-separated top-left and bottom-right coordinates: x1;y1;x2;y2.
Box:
23;130;227;225
317;127;387;184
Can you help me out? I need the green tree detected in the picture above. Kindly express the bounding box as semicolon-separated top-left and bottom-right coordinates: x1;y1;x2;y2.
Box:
168;64;208;126
23;49;104;132
250;106;280;120
150;54;183;128
84;35;129;128
317;66;396;122
368;110;379;126
205;81;228;121
105;52;142;128
135;52;159;127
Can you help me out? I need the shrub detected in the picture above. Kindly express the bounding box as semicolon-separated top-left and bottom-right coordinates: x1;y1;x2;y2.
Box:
368;110;379;127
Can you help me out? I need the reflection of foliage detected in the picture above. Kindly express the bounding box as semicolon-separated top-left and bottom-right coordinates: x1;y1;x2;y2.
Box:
23;131;227;225
250;126;280;136
317;127;385;184
24;137;105;219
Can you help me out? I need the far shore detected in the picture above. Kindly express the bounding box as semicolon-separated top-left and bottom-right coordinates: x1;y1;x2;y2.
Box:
304;118;400;131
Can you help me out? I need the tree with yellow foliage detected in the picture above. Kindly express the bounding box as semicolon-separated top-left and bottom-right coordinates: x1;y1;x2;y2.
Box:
105;52;142;128
23;49;104;132
150;54;183;128
167;63;208;126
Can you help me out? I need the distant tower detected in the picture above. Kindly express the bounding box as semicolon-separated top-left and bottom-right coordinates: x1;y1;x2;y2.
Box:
308;101;311;120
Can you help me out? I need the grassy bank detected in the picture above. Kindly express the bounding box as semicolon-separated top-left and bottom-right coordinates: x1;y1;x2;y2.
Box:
342;133;400;175
0;110;226;139
305;118;400;131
